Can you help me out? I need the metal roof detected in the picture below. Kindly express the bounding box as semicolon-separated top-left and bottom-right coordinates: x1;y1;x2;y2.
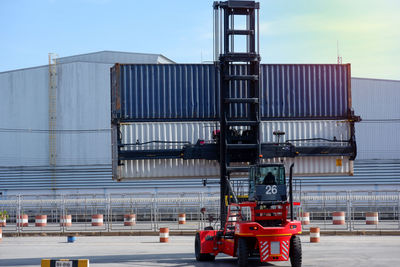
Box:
57;50;175;64
0;51;175;74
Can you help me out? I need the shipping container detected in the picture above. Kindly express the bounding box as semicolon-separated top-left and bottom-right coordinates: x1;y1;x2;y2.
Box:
111;64;351;121
114;121;353;180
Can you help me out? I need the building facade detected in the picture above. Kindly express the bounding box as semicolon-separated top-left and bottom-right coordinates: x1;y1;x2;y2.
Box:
0;52;399;195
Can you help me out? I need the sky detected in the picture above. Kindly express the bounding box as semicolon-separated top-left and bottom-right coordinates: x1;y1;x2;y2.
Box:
0;0;399;80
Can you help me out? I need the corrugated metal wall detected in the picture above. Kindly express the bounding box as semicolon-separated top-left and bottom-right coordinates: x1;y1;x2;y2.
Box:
352;78;400;159
112;64;350;121
1;160;399;195
0;66;49;166
0;62;112;167
57;62;111;165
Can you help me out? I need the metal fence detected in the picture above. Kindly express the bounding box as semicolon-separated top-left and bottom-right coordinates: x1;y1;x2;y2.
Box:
0;190;399;234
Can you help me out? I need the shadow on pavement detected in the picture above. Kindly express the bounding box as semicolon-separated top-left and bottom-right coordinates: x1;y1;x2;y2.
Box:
1;253;276;266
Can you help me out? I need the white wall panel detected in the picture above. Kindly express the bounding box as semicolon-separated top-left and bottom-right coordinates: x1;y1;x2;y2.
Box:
0;66;49;166
352;78;400;159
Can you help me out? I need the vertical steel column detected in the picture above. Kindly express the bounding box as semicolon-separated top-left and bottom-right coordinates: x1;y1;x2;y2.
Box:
48;53;58;167
215;1;260;228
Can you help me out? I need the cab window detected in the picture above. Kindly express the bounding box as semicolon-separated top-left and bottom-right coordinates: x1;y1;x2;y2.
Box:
255;166;285;185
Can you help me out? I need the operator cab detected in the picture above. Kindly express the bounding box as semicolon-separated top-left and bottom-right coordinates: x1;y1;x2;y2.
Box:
248;164;287;203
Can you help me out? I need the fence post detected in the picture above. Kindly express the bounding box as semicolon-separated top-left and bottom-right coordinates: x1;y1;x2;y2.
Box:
199;192;203;230
61;195;65;233
107;194;111;232
347;191;352;231
398;191;400;230
17;195;21;235
152;193;157;231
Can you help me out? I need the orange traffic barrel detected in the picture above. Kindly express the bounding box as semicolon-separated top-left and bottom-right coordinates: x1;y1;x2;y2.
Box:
17;214;29;227
60;215;72;227
124;214;136;226
0;228;2;242
310;227;320;243
332;211;345;225
366;212;379;225
159;227;169;242
91;214;104;226
0;217;6;227
35;215;47;227
300;212;310;225
178;213;186;224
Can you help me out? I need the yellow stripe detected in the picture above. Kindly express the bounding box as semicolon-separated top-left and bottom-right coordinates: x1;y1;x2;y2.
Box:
41;259;50;267
297;231;302;234
78;259;89;267
270;254;282;257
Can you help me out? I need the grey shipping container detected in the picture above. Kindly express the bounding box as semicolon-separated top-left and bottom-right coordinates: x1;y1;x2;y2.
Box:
115;121;354;180
111;64;351;121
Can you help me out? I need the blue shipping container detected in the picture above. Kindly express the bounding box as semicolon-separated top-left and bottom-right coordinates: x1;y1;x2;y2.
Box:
111;64;351;121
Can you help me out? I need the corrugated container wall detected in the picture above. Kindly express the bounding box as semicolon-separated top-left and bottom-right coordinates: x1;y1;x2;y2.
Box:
117;121;352;179
112;64;351;121
352;78;400;159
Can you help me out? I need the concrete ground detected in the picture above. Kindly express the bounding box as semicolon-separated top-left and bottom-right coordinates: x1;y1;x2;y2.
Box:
0;235;400;267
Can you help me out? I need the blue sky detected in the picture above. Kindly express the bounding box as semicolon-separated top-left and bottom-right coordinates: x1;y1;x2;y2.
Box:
1;0;399;79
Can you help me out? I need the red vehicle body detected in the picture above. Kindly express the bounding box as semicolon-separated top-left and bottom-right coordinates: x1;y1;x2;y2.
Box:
195;201;302;266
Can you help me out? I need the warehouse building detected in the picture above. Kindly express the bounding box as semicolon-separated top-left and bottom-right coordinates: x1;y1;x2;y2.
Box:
0;51;399;195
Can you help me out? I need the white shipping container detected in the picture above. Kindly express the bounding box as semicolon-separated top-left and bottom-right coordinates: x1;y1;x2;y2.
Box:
115;121;353;180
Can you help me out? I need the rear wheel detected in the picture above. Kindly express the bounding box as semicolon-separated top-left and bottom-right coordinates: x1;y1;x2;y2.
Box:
237;238;249;267
195;233;215;261
290;235;302;267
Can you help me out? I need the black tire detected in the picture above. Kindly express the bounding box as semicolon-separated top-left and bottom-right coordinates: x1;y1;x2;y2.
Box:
290;235;302;267
204;226;214;230
195;233;216;261
237;238;249;267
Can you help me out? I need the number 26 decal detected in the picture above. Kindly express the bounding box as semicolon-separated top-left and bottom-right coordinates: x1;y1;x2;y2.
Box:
265;185;277;194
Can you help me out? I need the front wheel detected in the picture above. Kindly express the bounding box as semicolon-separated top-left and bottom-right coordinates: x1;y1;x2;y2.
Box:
237;238;249;267
195;233;215;261
290;235;302;267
